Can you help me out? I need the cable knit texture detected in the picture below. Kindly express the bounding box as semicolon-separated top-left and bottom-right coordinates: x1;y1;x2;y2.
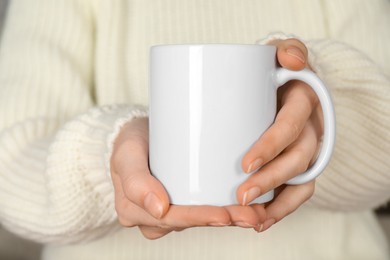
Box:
0;0;389;259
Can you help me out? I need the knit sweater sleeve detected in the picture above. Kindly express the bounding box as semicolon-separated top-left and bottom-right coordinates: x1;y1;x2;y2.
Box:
305;39;390;211
0;0;146;243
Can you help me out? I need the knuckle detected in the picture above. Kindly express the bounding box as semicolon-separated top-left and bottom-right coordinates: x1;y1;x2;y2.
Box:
277;119;301;142
306;187;315;199
121;173;147;200
287;120;301;141
303;181;316;199
291;148;311;173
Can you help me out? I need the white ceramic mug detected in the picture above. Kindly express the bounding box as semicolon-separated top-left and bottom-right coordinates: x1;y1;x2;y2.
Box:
149;44;335;206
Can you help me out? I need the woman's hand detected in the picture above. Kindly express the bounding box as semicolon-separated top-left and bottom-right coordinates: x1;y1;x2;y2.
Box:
110;118;266;239
238;39;323;232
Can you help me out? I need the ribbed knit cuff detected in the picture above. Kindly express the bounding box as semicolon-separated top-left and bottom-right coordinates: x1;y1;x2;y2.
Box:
46;104;149;235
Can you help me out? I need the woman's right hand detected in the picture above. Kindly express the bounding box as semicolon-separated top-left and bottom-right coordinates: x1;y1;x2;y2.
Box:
110;117;265;239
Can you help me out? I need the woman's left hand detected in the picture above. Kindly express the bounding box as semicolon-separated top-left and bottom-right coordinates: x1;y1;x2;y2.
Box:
236;38;323;232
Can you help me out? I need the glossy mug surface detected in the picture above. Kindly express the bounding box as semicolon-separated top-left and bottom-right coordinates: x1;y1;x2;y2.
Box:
149;44;335;206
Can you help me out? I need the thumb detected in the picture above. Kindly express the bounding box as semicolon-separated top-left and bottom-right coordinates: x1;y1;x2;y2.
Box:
269;38;308;71
111;119;170;219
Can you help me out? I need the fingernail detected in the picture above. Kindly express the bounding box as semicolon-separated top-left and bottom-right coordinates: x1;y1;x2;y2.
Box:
261;218;276;232
246;158;263;173
144;192;164;219
242;187;261;205
234;222;256;228
286;46;305;64
255;223;264;233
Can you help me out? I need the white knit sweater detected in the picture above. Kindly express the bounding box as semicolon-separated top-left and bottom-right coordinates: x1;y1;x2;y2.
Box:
0;0;389;259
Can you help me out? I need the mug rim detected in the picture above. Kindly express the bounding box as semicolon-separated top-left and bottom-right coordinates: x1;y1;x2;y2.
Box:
150;43;276;50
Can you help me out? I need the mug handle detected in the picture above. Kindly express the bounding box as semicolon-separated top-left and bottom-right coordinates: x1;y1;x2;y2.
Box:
274;68;336;185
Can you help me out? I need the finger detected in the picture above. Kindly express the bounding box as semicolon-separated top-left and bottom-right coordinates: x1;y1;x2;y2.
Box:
111;124;169;219
114;181;231;231
238;120;319;205
125;204;231;228
242;81;319;173
137;205;231;239
224;204;266;228
269;38;308;71
159;205;231;228
261;181;315;232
